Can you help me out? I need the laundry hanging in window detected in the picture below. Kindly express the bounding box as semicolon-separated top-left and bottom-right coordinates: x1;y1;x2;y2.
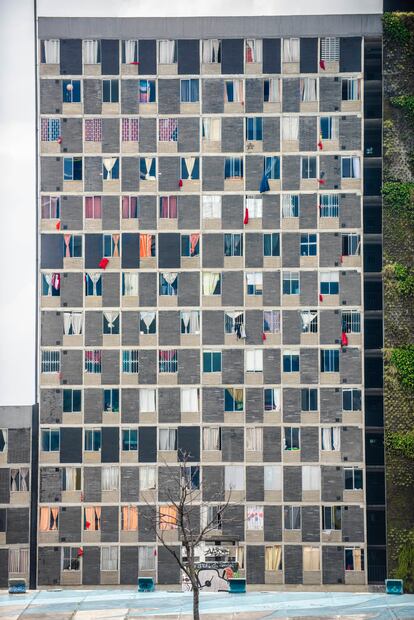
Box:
55;221;61;230
99;257;109;269
319;293;324;302
318;133;323;150
319;59;326;70
317;171;326;185
244;207;249;225
341;332;349;347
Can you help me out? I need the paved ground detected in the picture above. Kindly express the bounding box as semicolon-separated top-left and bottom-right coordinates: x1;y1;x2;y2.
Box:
0;589;413;620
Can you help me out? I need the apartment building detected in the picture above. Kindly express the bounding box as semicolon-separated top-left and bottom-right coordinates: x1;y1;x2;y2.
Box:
0;9;385;588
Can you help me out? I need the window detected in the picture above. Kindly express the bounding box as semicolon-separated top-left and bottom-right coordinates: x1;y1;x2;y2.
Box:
283;38;299;62
303;547;320;572
224;388;244;412
139;546;156;570
283;271;300;295
301;388;318;411
181;79;199;103
246;117;263;141
224;233;243;257
203;272;221;296
0;429;7;453
183;466;200;490
265;546;282;571
62;467;81;491
41;428;60;452
101;547;118;571
203;351;222;373
345;548;364;571
301;310;318;334
160;505;178;530
121;506;138;531
181;157;199;180
300;78;317;102
85;350;102;373
320;116;337;140
225;465;245;490
9;548;29;574
247;505;264;530
225;80;243;103
264;233;280;257
301;156;317;179
62;547;81;571
206;505;222;530
84;119;102;142
140;466;156;490
341;156;361;179
342;78;361;101
282;116;299;141
122;428;138;451
202;117;221;141
85;196;102;219
181;388;199;413
83;39;101;64
181;234;200;258
202;39;221;63
41;39;60;63
245;39;262;63
139;79;156;103
159;350;178;373
140;389;156;413
224;157;243;179
202;195;221;219
159;118;178;142
246;428;263;451
284;426;300;450
104;388;119;413
85;273;102;297
159;429;177;451
42;273;60;296
63;389;82;413
246;196;262;219
321;349;339;373
122;118;139;142
41;350;60;373
322;506;342;530
39;507;59;532
159;273;178;296
180;311;200;334
41;196;60;219
342;233;361;256
264;78;280;103
84;506;101;530
319;194;339;218
320;272;339;295
300;233;317;257
224;311;244;336
302;465;321;491
103;311;120;335
41;118;61;142
264;465;282;490
264;156;280;180
121;273;137;298
102;80;119;103
140;311;156;334
62;80;81;103
10;468;30;492
122;196;139;219
159;196;177;219
245;349;262;373
102;158;119;180
64;157;82;181
344;467;363;490
321;427;340;451
102;466;118;491
284;506;301;530
122;39;139;64
203;427;221;450
282;194;299;218
84;429;101;451
63;234;82;258
263;310;280;334
264;388;280;412
159;40;177;64
246;272;263;296
122;350;139;374
342;310;361;334
320;37;340;61
343;388;361;411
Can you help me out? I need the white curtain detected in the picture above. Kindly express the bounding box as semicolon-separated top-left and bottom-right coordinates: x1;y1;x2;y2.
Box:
246;39;262;62
247;506;264;530
352;157;361;178
140;467;156;490
246;427;263;451
10;470;18;492
125;40;137;64
246;349;263;372
63;312;72;336
282;117;299;141
283;38;299;62
333;427;341;451
202;195;221;218
267;388;281;411
184;157;197;180
181;388;199;412
140;311;156;330
159;429;176;451
123;273;138;296
140;389;156;412
246;272;263;287
9;548;29;574
102;466;118;491
301;310;317;331
301;78;317;102
225;465;244;490
84;40;99;64
202;39;220;63
44;39;59;63
282;195;298;217
265;546;282;571
162;272;177;285
159;40;175;63
264;465;282;491
43;274;52;296
231;80;243;103
72;313;83;335
143;158;156;180
322;428;332;451
203;427;220;450
303;547;320;571
203;272;219;295
139;546;156;569
302;466;321;491
88;273;101;296
103;158;117;180
65;467;77;491
20;468;29;492
267;78;280;102
104;311;119;329
246;197;262;218
101;547;118;571
203;118;221;141
181;311;200;334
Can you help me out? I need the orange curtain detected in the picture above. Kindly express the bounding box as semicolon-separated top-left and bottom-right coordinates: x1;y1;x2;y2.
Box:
159;505;177;530
85;507;96;530
51;507;59;530
190;233;199;256
39;507;50;531
112;234;120;257
122;506;138;531
140;234;152;258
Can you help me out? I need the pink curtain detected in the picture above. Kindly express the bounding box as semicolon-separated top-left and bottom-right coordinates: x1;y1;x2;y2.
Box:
169;197;177;218
190;233;199;256
64;235;71;257
112;234;120;257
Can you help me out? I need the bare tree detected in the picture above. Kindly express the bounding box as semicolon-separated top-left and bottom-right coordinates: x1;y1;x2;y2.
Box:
143;452;239;620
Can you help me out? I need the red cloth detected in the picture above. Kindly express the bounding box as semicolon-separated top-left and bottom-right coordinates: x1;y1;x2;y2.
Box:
319;293;324;302
341;332;349;346
57;136;62;144
262;332;267;341
55;221;61;230
77;548;84;557
319;59;326;70
317;138;323;150
99;257;109;269
178;178;183;187
130;61;140;65
243;207;249;225
317;178;326;185
85;521;91;529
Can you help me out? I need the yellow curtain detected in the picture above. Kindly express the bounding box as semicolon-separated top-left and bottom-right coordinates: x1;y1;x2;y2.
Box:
39;507;50;532
353;548;362;571
122;506;138;531
265;546;281;571
160;505;177;530
303;547;320;571
236;546;245;569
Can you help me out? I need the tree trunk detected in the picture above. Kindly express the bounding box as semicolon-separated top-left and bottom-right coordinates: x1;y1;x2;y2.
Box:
193;584;200;620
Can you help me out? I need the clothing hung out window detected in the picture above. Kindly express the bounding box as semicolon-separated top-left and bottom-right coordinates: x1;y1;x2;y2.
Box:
301;310;318;333
284;506;301;530
85;273;102;297
264;388;281;412
321;349;339;373
159;40;177;64
246;350;263;373
121;506;138;531
181;79;199;103
246;427;263;451
246;196;263;219
122;39;139;64
342;157;361;179
180;311;200;334
202;39;221;63
245;39;262;63
63;312;83;335
84;506;101;530
301;78;317;102
246;117;263;141
103;311;119;335
319;194;339;218
85;196;102;219
140;388;156;412
83;40;101;64
320;272;339;295
203;426;221;450
159;429;177;451
140;467;156;490
303;547;320;572
181;234;200;257
42;273;60;297
159;196;177;219
122;196;139;219
342;233;361;256
283;271;300;295
283;38;300;62
140;234;156;258
140;157;156;180
282;194;300;218
247;505;264;530
84;119;102;142
345;548;364;571
181;388;199;412
41;196;60;219
225;80;243;103
203;272;221;296
84;429;101;451
10;468;30;492
63;80;81;103
203;350;222;373
264;465;282;490
63;389;81;413
301;233;318;257
283;351;300;373
159;350;178;373
42;39;60;63
301;388;318;411
342;78;361;101
301;156;317;179
41;350;60;373
122;428;138;451
84;350;102;373
64;157;82;181
104;388;119;413
284;426;300;450
159;118;178;142
102;80;119;103
159;505;177;529
122;350;139;374
342;310;361;333
202;117;221;141
101;547;118;571
264;79;280;103
224;233;243;257
322;505;342;530
63;467;81;491
61;547;80;571
103;233;120;257
265;546;282;571
102;158;119;180
246;272;263;296
345;467;363;490
41;428;60;451
122;273;138;297
320;37;340;61
63;234;82;258
225;465;245;490
39;507;59;532
102;466;119;491
41;118;61;142
264;156;280;180
343;388;361;411
202;195;221;219
320;117;337;140
302;465;321;491
224;157;243;179
140;311;156;334
122;118;139;141
224;388;244;412
181;157;199;180
159;273;178;296
139;80;156;103
282;117;299;141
